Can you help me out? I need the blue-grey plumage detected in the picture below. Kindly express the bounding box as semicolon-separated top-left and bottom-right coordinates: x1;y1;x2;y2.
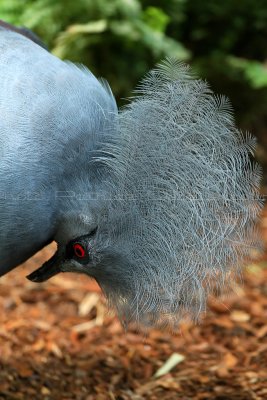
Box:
0;19;48;49
0;28;117;274
0;25;263;330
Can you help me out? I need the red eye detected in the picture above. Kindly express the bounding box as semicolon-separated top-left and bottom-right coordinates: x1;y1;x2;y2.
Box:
73;243;86;258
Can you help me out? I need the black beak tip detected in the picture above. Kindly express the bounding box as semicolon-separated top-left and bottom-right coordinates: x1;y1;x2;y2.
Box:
26;252;61;283
26;271;45;282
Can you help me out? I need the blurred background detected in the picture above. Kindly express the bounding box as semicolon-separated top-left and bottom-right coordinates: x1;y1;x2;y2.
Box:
0;2;267;398
1;0;267;182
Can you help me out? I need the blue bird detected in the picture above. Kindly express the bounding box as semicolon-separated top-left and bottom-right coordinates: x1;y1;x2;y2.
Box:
0;21;262;328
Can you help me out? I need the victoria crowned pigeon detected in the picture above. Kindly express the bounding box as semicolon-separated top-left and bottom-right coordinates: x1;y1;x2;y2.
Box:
0;22;262;328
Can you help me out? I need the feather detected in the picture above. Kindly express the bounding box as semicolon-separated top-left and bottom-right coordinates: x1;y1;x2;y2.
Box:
94;58;263;329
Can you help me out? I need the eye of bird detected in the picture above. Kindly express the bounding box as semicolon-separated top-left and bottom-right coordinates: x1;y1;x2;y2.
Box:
73;243;86;258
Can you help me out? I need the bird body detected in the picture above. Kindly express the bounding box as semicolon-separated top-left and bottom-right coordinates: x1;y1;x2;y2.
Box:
0;24;262;329
0;28;117;274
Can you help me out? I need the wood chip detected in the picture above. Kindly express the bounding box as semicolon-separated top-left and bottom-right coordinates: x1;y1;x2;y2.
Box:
78;292;100;316
230;310;250;322
154;353;185;378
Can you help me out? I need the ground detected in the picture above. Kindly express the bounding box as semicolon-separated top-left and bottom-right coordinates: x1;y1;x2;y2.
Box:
0;214;267;400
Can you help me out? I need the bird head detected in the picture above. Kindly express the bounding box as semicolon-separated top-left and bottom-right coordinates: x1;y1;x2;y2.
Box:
27;214;100;283
28;59;262;330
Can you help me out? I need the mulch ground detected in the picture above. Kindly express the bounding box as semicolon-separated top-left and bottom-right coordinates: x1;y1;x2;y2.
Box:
0;215;267;400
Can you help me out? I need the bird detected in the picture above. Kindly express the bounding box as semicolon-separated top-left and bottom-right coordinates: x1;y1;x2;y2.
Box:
0;21;263;329
0;19;48;49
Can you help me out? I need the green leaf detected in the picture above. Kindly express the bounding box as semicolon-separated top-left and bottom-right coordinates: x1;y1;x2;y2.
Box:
66;20;108;35
227;56;267;89
110;20;140;40
142;6;170;33
137;22;190;60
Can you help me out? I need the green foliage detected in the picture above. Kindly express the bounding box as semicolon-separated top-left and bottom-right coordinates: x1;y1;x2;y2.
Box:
0;0;189;100
227;57;267;89
1;0;267;133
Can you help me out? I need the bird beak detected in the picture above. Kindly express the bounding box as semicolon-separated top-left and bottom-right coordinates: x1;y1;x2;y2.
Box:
27;251;62;282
